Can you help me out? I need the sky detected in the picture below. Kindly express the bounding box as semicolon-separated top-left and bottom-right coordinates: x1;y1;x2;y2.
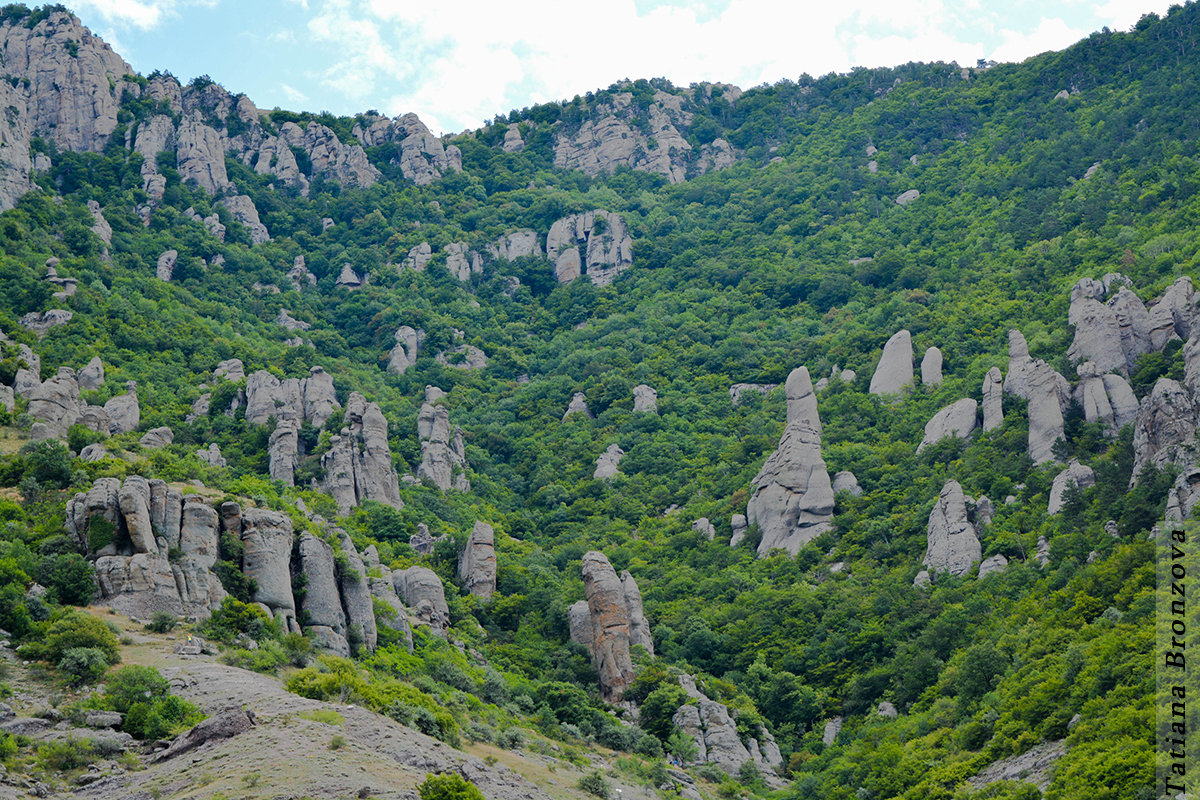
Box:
67;0;1177;135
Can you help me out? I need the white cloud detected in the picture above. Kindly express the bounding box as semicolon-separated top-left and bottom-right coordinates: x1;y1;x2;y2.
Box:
70;0;222;30
281;83;307;103
988;17;1090;63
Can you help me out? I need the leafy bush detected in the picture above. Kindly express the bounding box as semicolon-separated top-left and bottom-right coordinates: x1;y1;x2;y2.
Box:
578;771;610;799
417;773;486;800
23;610;120;666
36;737;97;772
57;647;110;686
99;665;203;740
146;612;177;633
34;553;94;606
199;597;278;643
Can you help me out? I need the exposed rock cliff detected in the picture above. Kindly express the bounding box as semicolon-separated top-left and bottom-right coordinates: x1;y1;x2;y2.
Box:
416;386;470;493
458;521;497;599
546;210;633;286
580;551;635;702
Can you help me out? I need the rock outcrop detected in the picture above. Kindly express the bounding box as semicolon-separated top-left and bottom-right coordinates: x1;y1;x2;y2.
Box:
104;381;141;434
337;532;378;653
546;210;633;286
27;367;80;439
1074;362;1138;433
67;477;224;618
982;367;1004;431
832;471;862;496
921;347;943;386
730;383;778;405
920;480;982;579
415;386;470;494
1132;378;1198;478
78;357;104;391
580;552;635;701
139;426;173;449
593;443;625;480
321;392;404;513
670;675;780;776
1047;459;1096;515
917;398;978;453
746;367;833;556
632;384;659;414
394;566;450;635
458;521;497;599
243;367;339;427
240;508;300;633
563;392;592;420
1004;332;1068;464
487;230;541;261
387;326;421;375
869;330;914;395
217;195;269;245
620;570;654;655
352;112;461;186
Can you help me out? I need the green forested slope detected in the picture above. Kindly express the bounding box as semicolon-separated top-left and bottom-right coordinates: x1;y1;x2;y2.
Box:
3;4;1198;799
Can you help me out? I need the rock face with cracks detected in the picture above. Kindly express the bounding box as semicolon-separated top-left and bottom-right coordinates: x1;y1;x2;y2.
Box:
580;551;635;702
869;330;914;395
921;480;982;578
746;366;833;556
458;521;497;599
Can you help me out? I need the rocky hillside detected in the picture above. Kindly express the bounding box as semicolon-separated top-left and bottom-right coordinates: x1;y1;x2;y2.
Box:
0;2;1197;798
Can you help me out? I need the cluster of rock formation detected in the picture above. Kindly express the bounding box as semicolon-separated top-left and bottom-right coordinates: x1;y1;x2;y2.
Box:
868;330;945;396
546;210;633;287
548;84;740;183
672;674;783;776
745;367;833;556
568;552;651;701
415;386;470;493
319;392;404;514
914;480;984;585
20;354;142;443
0;10;461;211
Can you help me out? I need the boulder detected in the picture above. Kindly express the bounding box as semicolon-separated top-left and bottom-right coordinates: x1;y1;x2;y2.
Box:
978;554;1009;578
27;367;80;438
620;570;654;655
1166;466;1200;524
895;189;920;205
394;566;450;635
335;263;362;288
1047;459;1096;516
79;443;108;462
822;717;843;746
594;443;625;481
730;383;777;405
869;330;913;395
151;707;255;762
179;497;218;570
692;517;716;540
78;356;105;391
747;367;833;556
581;551;635;701
196;442;226;467
458;521;497;599
139;426;173;449
729;514;748;547
1149;276;1197;344
1107;286;1153;372
19;309;72;337
1067;292;1125;374
563;392;592;420
415;389;470;495
568;599;594;648
217;195;269;245
917;398;978;453
832;471;862;496
921;480;981;577
633;384;658;414
104;381;140;434
1026;361;1067;464
1074;362;1138;433
921;347;943;386
486;230;541;261
402;242;433;271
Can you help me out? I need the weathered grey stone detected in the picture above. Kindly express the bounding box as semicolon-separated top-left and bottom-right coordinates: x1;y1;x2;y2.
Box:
217;195;269;245
832;471;862;496
487;230;541;261
388;325;420;375
27;366;80;438
730;383;777;405
877;701;898;718
139;426;174;449
563;392;592;420
240;509;298;633
1165;466;1200;523
672;704;707;764
278;120;379;189
1047;459;1096;516
747;367;833;556
978;554;1009;578
337;532;377;653
822;717;843;745
369;574;414;651
568;599;594;647
546;210;633;287
102;380;139;435
352;112;459;185
394;566;450;636
895;189;920;205
402;242;432;272
633;384;658;414
196;442;226;468
921;347;943;386
917;398;978;453
118;476;155;554
297;532;347;653
1132;378;1198;479
78;356;104;391
175;113;228;194
415;390;469;495
20;309;72;337
729;514;749;547
1107;286;1153;372
458;521;497;600
267;419;299;486
79;442;108;462
1027;361;1067;464
335;263;362;288
179;496;218;570
1149;276;1197;344
593;443;625;481
692;517;716;540
922;480;981;577
581;551;634;702
620;570;653;655
1067;291;1125;374
869;330;913;395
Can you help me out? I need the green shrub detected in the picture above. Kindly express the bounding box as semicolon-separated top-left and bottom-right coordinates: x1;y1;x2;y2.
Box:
104;665;169;712
199;597;278;643
146;612;177;633
578;771;610;799
417;773;486;800
36;738;97;771
86;516;115;553
23;610;120;665
57;647;110;686
34;553;95;606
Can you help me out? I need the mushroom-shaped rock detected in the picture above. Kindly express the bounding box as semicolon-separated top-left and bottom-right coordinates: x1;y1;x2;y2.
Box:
869;330;914;396
632;384;658;414
922;480;981;577
563;392;592;420
581;551;635;701
458;521;497;599
1048;459;1096;515
917;399;978;453
594;444;624;480
921;347;943;386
